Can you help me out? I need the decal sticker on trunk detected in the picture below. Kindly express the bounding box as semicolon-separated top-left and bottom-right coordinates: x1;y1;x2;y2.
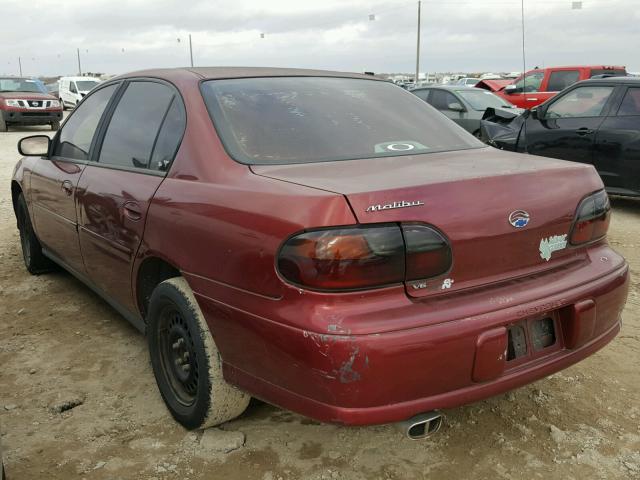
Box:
539;234;568;261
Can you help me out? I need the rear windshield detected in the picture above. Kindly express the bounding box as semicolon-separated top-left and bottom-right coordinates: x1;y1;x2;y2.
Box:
201;76;482;165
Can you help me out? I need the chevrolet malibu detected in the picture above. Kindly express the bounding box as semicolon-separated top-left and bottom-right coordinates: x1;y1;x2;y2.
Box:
11;68;629;438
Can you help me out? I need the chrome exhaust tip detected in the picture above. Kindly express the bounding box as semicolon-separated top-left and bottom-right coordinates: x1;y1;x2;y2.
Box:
397;411;443;440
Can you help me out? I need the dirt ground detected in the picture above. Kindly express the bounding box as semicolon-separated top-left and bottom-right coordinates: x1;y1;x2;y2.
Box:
0;120;639;480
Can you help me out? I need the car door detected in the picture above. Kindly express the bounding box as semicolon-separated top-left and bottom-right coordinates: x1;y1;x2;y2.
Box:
75;79;186;312
593;86;640;194
524;84;616;164
29;83;119;274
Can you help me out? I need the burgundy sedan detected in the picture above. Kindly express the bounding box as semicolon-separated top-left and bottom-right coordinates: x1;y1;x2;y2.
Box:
11;68;629;438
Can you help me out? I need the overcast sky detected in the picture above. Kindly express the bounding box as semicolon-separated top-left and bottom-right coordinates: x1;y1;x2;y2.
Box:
1;0;638;77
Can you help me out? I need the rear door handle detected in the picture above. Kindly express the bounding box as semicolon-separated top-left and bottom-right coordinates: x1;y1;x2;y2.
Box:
122;201;142;221
61;180;74;196
576;128;595;136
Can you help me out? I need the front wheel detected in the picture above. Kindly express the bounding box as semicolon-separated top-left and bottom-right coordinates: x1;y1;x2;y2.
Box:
147;277;250;429
51;120;60;131
0;117;7;132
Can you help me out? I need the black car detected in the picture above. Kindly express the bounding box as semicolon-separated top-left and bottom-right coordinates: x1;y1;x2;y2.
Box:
481;77;640;197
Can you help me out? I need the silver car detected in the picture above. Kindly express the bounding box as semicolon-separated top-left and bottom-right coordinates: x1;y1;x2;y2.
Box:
411;85;523;137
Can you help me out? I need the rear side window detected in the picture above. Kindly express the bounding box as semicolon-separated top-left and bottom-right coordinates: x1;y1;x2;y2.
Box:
201;77;481;165
617;88;640;116
547;70;580;92
98;81;175;169
149;98;186;171
412;89;430;102
54;83;118;160
428;90;459;110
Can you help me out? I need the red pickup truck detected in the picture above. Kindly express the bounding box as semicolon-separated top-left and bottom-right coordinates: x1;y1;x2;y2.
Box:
479;65;626;109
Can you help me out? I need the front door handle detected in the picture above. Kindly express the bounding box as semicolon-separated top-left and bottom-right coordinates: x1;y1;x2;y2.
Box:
61;180;74;196
122;201;142;221
576;128;595;136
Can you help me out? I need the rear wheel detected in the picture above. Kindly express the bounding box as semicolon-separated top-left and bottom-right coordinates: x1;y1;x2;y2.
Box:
16;193;55;274
147;277;250;429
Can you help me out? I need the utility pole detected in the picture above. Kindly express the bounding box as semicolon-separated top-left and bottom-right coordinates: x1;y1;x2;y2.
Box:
189;34;194;67
77;48;82;75
18;57;23;76
415;1;421;86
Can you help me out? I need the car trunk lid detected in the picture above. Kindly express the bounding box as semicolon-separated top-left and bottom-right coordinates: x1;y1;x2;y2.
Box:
252;147;603;298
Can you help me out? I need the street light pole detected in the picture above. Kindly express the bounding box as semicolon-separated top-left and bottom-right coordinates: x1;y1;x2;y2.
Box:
18;57;22;76
415;1;421;86
77;48;82;76
189;34;194;67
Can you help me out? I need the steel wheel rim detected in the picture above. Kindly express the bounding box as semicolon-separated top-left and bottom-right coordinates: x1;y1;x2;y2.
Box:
158;306;199;406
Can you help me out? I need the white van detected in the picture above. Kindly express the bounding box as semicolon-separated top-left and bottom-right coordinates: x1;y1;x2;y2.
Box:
58;76;102;109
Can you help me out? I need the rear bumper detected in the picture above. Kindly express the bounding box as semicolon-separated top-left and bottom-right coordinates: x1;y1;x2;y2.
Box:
1;109;62;124
189;244;629;426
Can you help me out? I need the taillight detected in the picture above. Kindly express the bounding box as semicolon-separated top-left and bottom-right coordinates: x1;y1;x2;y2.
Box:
402;224;452;281
277;224;452;291
569;190;610;245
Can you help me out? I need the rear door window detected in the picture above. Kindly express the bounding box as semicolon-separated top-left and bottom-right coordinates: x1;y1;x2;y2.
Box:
53;83;118;160
616;88;640;116
412;89;430;102
98;81;175;169
546;86;615;118
428;90;459;110
547;70;580;92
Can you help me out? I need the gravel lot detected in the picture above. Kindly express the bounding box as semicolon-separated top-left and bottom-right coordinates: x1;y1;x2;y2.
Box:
0;120;639;480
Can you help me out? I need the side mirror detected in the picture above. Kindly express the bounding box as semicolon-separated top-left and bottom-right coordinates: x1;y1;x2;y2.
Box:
18;135;51;157
504;84;518;94
448;102;465;112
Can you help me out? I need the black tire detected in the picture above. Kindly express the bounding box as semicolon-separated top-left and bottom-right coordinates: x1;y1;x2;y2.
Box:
147;277;250;429
51;120;60;131
16;193;55;274
473;129;482;140
0;117;7;132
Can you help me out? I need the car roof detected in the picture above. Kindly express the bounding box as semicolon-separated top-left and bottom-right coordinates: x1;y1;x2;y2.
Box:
413;85;481;91
60;76;101;81
117;67;383;82
578;76;640;85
